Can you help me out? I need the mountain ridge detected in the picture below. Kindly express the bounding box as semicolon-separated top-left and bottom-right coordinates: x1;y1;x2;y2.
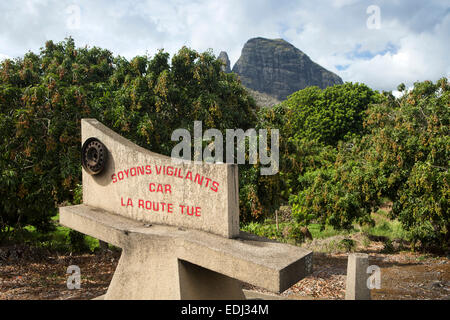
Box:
221;37;343;104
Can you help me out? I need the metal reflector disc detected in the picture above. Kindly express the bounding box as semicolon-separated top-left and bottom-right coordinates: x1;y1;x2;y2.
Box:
81;138;108;175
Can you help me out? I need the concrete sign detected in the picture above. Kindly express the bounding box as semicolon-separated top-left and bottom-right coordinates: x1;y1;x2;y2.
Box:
81;119;240;239
60;119;313;300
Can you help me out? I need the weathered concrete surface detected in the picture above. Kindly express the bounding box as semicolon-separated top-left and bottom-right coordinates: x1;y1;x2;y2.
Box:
61;119;313;300
93;290;310;300
81;119;239;239
178;260;246;300
345;253;371;300
60;205;313;299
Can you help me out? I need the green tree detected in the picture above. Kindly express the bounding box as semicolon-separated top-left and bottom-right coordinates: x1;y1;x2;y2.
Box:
0;39;112;236
257;83;379;205
0;38;258;238
290;79;449;250
364;79;449;249
283;82;381;146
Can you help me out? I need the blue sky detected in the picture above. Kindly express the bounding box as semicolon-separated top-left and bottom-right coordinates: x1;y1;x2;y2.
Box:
0;0;448;92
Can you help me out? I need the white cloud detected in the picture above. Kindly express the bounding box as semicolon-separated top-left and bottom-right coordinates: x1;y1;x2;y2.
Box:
338;12;450;90
332;0;360;9
392;85;414;99
0;0;447;91
0;53;11;61
273;1;449;91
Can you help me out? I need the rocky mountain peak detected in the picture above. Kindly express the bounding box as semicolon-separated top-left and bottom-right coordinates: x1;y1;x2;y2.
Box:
232;37;343;101
218;51;231;73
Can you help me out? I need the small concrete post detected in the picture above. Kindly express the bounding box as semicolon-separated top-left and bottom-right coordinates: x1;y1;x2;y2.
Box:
345;253;371;300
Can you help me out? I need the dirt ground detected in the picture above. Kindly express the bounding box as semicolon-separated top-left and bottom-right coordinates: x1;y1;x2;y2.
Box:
0;242;449;300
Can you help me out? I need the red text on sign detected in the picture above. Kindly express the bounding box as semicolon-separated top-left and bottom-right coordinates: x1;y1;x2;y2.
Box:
179;205;201;217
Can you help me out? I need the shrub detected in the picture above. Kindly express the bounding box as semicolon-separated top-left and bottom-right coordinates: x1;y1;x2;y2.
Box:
339;238;356;252
290;79;449;250
283;82;381;146
282;223;306;244
258;83;379;207
67;230;89;253
0;38;258;237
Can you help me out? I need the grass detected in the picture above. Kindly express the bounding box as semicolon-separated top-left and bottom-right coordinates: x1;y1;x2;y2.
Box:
241;220;357;240
4;213;102;253
359;209;411;241
241;220;286;241
241;219;358;247
241;207;412;249
307;223;357;239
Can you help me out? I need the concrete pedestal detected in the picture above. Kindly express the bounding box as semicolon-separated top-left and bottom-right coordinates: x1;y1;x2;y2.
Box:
106;238;245;300
60;204;313;300
345;253;371;300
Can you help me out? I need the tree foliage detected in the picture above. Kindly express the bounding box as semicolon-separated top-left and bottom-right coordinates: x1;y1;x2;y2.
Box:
258;82;380;204
0;38;258;236
2;38;448;251
364;79;449;249
290;79;449;250
283;82;381;146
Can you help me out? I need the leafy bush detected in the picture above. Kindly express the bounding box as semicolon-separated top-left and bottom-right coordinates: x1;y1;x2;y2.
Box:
282;223;307;244
238;162;282;223
339;238;356;252
364;79;449;250
382;239;395;253
289;146;381;230
290;79;449;250
283;82;381;146
258;83;380;205
0;38;258;237
241;220;308;244
67;230;89;253
241;221;284;240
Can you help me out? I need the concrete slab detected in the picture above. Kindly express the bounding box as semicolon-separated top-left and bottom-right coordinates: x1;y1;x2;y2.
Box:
92;291;305;301
80;119;240;239
60;204;313;299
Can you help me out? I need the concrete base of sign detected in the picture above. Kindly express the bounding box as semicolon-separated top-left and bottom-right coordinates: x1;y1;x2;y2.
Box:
60;204;313;300
93;290;311;300
345;253;371;300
